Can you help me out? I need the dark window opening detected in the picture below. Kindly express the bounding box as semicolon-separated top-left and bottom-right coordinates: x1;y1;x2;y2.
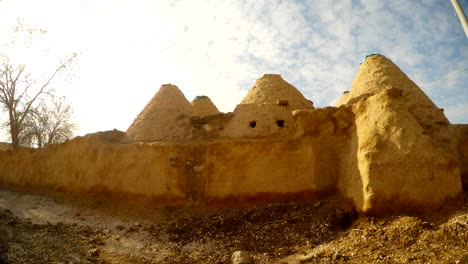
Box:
277;100;289;107
249;121;257;128
276;120;284;127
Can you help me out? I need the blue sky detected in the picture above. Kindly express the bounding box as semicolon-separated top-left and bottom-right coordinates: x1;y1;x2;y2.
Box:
0;0;467;137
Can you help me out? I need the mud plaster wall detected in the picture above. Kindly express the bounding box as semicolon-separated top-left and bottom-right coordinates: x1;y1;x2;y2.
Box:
0;103;464;214
345;89;462;214
456;124;468;187
193;107;356;205
0;108;355;206
0;133;188;202
221;103;296;138
197;139;317;204
0;137;340;206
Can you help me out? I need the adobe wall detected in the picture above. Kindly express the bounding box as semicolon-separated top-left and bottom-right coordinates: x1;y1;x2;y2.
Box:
0;131;188;203
221;103;297;138
0;104;464;214
456;124;468;188
195;106;355;205
198;138;319;205
340;89;463;214
0;109;356;207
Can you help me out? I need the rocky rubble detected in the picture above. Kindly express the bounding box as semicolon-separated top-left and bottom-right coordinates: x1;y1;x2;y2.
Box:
0;190;467;263
0;209;105;264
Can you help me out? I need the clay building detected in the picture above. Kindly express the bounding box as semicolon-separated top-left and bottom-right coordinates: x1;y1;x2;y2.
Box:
222;74;314;138
0;54;466;215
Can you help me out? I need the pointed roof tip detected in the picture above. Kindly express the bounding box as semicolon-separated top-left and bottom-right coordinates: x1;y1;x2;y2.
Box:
339;54;448;123
357;54;409;76
193;95;210;101
191;95;220;116
337;55;402;106
360;53;386;63
240;73;314;110
152;83;191;104
158;83;182;92
360;53;398;67
140;83;193;111
261;73;282;78
126;83;194;141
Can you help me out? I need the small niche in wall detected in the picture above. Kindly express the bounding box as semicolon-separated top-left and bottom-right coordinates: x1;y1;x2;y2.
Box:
277;100;289;107
276;120;284;127
249;121;257;128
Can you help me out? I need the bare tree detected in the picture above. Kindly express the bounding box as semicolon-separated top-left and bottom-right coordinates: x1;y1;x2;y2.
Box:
0;21;77;149
20;96;75;147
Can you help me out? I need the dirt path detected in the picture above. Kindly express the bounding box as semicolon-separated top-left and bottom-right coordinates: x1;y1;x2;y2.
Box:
0;188;158;228
0;188;467;263
0;188;168;263
0;188;350;263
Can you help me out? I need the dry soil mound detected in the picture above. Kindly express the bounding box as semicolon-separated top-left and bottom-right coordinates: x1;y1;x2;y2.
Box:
241;74;313;110
1;189;467;264
126;84;194;142
191;96;220;116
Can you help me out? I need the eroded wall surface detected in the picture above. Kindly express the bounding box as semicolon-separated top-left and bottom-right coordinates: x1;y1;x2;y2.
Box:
0;109;354;207
0;102;464;215
348;89;462;214
0;56;466;215
456;125;468;187
198;139;317;204
0;131;188;203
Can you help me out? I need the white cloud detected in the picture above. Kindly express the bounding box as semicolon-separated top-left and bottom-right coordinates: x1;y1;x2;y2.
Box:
0;0;466;139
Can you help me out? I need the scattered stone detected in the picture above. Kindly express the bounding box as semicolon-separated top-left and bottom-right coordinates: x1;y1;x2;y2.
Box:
88;248;100;258
126;226;138;233
232;250;249;264
332;251;342;261
0;190;467;264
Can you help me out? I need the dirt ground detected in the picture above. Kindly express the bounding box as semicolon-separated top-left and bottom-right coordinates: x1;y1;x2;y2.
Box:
0;188;467;264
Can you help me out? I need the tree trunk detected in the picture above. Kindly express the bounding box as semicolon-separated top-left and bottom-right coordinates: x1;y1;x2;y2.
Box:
10;123;19;150
8;110;20;150
38;136;43;148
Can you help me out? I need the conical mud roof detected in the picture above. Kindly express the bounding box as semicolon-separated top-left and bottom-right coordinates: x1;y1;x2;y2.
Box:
191;96;220;116
241;74;313;110
339;54;448;124
126;84;194;141
339;55;433;105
